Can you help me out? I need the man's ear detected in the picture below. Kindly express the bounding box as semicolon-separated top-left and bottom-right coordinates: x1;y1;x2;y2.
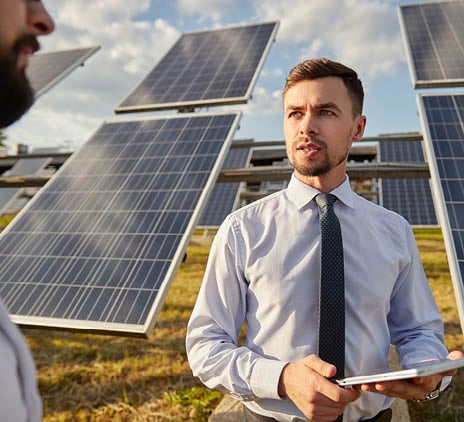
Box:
352;115;367;142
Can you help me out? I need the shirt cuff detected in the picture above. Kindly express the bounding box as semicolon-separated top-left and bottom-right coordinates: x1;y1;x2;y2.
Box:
440;375;452;391
249;358;289;399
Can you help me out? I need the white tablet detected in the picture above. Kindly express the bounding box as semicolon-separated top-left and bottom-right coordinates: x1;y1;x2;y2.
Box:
336;357;464;387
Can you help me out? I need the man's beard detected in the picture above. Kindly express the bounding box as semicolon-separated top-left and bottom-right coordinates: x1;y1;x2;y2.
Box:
292;152;348;177
288;137;349;177
0;34;39;129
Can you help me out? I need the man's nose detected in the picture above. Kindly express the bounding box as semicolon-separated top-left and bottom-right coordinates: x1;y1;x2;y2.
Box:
27;1;55;36
299;113;318;137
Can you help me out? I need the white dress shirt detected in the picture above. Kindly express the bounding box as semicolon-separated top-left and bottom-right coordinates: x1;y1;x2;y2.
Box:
0;300;41;422
186;175;448;421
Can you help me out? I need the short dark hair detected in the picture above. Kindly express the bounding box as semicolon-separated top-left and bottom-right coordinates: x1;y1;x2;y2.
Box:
283;58;364;117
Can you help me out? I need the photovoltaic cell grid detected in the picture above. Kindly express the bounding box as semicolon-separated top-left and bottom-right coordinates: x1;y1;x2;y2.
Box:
0;112;241;337
26;46;100;97
115;22;279;113
378;141;437;226
197;140;252;228
417;93;464;332
399;1;464;88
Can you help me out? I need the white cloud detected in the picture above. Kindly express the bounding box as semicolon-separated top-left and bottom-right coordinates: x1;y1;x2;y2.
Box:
259;67;284;79
5;0;180;148
4;0;416;149
240;86;282;116
302;39;324;59
252;0;405;80
176;0;236;23
41;1;180;76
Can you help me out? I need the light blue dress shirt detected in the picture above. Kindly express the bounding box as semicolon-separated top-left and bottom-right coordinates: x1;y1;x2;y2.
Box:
0;299;42;422
186;175;448;421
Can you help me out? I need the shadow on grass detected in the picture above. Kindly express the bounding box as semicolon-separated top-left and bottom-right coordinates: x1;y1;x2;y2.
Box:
443;321;462;335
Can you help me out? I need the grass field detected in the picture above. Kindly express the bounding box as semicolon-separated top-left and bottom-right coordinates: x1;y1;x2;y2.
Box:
408;229;464;422
21;229;464;421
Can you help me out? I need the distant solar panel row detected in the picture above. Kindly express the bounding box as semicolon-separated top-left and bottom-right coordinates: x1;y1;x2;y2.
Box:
198;140;252;227
379;140;437;226
0;158;51;213
399;0;464;88
0;112;241;336
26;46;100;98
116;22;279;113
417;93;464;331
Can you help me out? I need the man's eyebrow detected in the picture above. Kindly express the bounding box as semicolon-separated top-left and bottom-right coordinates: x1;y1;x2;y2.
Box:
284;104;301;112
316;102;341;111
284;102;342;113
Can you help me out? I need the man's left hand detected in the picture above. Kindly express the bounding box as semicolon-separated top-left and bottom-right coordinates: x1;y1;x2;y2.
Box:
357;350;464;401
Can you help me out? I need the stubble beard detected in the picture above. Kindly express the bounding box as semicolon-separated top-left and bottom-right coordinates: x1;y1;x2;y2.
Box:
289;138;349;178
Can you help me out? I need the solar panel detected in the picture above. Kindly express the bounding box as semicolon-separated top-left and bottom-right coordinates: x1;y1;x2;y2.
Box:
399;1;464;88
0;112;241;337
378;140;438;226
0;158;51;214
26;46;100;97
115;22;279;113
197;139;252;228
260;159;290;194
417;93;464;332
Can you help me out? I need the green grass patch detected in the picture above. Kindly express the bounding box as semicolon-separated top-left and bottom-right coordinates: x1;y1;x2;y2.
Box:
0;214;15;231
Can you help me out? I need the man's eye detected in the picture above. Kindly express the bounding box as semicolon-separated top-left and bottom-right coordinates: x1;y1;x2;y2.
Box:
320;110;334;116
289;111;302;118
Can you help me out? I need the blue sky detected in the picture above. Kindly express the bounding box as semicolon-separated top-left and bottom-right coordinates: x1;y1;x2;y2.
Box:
5;0;431;151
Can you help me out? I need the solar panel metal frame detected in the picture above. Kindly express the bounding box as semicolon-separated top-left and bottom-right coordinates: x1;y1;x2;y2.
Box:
378;140;438;227
0;111;241;337
417;92;464;332
115;21;279;113
197;139;253;228
398;1;464;89
26;46;100;98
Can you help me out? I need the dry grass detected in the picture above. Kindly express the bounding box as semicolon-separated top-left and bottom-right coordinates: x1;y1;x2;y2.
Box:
24;241;222;421
408;229;464;422
21;229;464;421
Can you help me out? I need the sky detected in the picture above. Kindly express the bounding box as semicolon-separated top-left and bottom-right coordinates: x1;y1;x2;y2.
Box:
4;0;431;152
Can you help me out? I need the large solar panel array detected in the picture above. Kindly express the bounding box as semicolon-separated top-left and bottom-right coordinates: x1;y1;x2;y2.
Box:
198;140;252;228
378;140;437;226
417;93;464;331
399;1;464;88
26;46;100;97
115;22;279;113
0;112;241;337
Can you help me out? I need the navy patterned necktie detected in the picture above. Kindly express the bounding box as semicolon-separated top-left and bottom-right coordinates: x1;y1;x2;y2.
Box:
314;193;345;382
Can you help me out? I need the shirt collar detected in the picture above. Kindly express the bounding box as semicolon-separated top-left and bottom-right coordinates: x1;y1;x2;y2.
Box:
286;173;355;210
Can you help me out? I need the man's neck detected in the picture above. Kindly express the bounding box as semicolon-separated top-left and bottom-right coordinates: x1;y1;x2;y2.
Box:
294;170;347;193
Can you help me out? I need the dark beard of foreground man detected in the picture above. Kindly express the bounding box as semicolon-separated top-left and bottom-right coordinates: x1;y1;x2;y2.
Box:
0;33;39;129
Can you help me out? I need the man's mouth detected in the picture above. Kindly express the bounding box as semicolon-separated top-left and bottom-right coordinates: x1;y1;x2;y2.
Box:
297;142;321;152
14;35;40;69
298;144;317;151
17;46;36;69
294;139;323;160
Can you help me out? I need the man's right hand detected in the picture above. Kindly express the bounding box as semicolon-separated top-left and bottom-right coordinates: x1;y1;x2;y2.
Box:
278;354;360;422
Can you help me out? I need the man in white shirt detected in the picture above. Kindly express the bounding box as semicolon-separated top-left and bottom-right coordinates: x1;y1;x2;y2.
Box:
0;1;54;421
186;58;463;421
